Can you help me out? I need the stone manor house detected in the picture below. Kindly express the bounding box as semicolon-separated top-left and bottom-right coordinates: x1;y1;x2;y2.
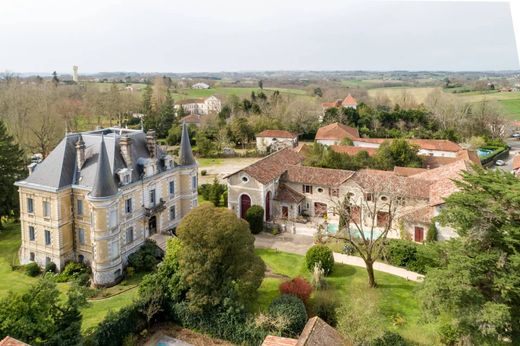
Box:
226;148;471;242
15;124;198;286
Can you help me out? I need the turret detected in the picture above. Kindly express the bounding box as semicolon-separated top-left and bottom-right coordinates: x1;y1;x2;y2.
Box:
179;122;195;166
90;135;118;198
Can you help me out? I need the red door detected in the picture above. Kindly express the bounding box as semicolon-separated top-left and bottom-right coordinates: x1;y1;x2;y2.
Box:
265;191;271;221
414;227;424;242
282;206;289;219
240;195;251;219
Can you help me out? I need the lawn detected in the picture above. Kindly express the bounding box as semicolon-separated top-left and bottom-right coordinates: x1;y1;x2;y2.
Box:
0;222;140;332
254;248;439;345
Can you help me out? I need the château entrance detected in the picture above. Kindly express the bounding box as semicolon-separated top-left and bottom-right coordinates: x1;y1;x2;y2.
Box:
148;215;157;235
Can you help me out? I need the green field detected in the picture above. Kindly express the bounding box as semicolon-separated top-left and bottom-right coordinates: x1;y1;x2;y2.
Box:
255;248;439;345
0;222;138;332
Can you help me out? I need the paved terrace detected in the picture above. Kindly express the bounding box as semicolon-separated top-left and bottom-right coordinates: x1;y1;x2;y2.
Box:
254;233;424;282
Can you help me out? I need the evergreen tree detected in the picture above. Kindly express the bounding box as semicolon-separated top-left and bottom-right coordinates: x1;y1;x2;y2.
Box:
0;120;25;228
142;83;153;116
157;88;176;138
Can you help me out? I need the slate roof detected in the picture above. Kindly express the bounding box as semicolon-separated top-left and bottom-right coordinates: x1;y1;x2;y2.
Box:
17;126;193;192
315;122;359;141
257;130;296;138
179;123;196;166
90;136;118;198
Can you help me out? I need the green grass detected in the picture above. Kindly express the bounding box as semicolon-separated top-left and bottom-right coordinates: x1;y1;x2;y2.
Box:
499;99;520;120
254;248;439;345
0;222;141;332
81;287;139;331
198;158;224;167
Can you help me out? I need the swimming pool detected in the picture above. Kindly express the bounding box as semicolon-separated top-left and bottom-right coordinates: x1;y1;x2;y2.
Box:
477;148;493;158
326;223;382;239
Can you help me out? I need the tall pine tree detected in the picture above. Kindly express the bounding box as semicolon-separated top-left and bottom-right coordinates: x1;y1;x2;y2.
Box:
0;120;25;228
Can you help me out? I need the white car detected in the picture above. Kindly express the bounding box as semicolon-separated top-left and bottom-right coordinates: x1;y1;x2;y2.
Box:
495;160;505;166
512;133;520;139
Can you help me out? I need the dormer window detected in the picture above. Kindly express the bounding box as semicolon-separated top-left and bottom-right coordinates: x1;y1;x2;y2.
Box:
117;168;133;186
163;155;174;169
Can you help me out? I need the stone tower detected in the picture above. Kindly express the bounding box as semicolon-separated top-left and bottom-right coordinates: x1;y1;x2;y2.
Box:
72;65;79;82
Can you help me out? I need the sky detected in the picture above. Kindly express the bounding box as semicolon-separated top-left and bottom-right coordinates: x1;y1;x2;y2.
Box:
0;0;518;73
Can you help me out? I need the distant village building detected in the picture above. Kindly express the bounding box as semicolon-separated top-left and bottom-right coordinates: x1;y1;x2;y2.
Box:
256;130;298;153
15;125;198;286
320;94;358;119
181;114;202;127
175;96;221;115
191;82;210;89
315;122;359;146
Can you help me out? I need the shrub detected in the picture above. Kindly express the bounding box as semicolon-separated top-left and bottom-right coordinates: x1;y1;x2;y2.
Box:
385;240;417;268
245;205;264;234
127;239;163;272
313;291;337;327
384;240;441;275
279;277;313;303
305;245;334;275
45;261;57;273
370;331;409;346
126;266;135;278
76;272;91;287
268;294;308;337
426;223;437;242
201;169;207;176
25;262;40;277
56;261;89;282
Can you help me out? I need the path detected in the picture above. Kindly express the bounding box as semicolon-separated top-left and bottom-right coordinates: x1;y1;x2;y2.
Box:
255;233;424;282
198;157;261;184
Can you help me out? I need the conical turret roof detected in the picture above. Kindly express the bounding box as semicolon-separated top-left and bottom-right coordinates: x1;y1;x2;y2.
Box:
90;135;118;198
179;122;195;166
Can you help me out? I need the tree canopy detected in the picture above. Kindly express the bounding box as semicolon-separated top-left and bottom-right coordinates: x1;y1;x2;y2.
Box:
176;203;265;312
419;168;520;344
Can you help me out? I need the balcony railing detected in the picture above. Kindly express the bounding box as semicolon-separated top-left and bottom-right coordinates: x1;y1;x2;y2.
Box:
145;199;166;217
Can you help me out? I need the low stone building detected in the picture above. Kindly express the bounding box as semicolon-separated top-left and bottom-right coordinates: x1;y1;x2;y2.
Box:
175;95;221;115
256;130;298;153
226;147;471;242
15;124;198;286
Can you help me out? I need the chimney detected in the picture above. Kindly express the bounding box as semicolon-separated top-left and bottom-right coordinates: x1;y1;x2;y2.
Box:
120;135;133;167
146;130;157;158
76;135;86;169
27;162;37;175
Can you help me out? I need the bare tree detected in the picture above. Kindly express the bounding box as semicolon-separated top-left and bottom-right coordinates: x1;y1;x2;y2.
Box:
321;173;409;288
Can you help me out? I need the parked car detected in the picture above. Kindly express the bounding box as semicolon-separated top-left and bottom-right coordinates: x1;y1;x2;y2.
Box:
495;160;505;166
512;133;520;139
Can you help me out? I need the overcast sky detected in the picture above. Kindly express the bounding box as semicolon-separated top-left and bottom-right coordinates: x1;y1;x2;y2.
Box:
0;0;518;73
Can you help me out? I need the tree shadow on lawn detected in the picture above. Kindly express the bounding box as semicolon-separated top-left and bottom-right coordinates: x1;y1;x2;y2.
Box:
329;263;357;278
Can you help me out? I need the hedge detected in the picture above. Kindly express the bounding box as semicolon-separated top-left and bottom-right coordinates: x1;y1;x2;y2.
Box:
268;294;308;337
245;205;264;234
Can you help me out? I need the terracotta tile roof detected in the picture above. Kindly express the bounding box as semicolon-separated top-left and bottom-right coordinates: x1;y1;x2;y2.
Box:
320;101;340;108
315;123;359;141
413;159;470;205
393;166;428;176
274;184;305;203
512;154;520;170
330;145;377;156
283;165;354;187
353;169;431;199
293;143;309;154
0;337;30;346
456;149;481;166
341;94;357;107
262;336;298;346
355;138;461;152
409;139;461;152
401;206;433;224
257;130;297;138
297;317;347;346
421;155;459;169
181;114;201;124
225;148;304;184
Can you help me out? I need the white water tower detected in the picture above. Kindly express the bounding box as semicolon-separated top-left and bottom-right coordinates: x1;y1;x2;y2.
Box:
72;65;79;82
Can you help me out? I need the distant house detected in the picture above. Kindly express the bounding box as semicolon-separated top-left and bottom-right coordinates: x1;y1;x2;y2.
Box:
315;122;359;145
353;138;462;158
175;96;222;115
0;336;30;346
256;130;298;153
181;114;202;127
320;94;358;121
513;155;520;177
191;82;210;89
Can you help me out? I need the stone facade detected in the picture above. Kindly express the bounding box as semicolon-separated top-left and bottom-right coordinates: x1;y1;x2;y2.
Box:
16;125;198;286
